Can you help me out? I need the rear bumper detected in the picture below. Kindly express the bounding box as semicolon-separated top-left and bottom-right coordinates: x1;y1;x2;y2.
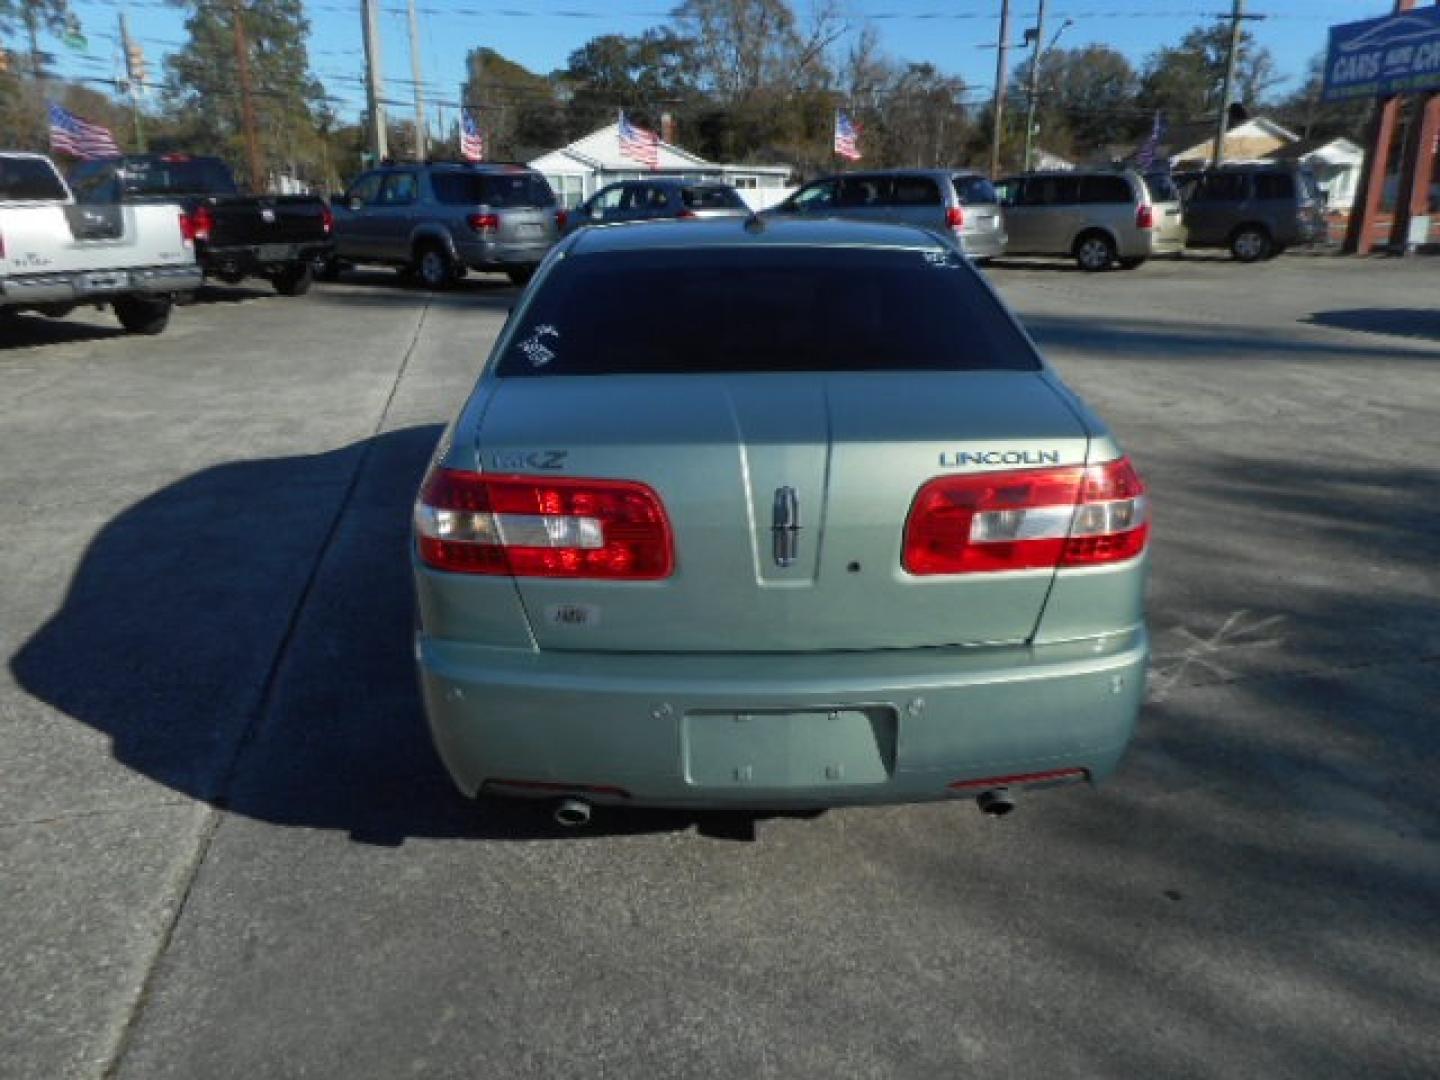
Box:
962;230;1008;259
417;627;1148;808
455;238;553;271
1;262;203;306
200;240;332;276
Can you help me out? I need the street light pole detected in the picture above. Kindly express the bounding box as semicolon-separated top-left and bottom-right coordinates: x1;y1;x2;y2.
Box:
988;0;1012;179
1021;0;1047;172
362;0;389;162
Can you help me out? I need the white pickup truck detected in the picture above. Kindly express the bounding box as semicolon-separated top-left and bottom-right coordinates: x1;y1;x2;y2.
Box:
1;151;202;334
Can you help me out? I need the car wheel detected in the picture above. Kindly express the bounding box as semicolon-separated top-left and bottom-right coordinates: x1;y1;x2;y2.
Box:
1230;226;1272;263
1074;232;1116;272
112;296;173;335
270;263;314;296
415;244;454;290
507;267;535;287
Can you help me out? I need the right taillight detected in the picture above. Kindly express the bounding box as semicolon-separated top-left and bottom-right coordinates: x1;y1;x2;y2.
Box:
946;205;965;233
178;212;196;245
191;204;213;242
414;469;674;579
903;457;1148;575
1136;204;1155;230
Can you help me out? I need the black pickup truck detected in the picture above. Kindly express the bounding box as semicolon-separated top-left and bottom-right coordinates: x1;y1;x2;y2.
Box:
67;154;333;295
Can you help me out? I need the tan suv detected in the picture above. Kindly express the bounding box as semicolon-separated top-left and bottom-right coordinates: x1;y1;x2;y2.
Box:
996;170;1185;271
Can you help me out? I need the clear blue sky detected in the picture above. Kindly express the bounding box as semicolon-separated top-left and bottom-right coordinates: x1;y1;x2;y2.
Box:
47;0;1402;129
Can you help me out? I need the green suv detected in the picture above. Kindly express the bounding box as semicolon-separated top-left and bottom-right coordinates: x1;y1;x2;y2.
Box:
413;218;1150;823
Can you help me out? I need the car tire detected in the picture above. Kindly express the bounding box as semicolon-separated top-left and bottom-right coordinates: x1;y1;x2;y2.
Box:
506;267;535;287
415;243;455;290
270;263;314;296
1230;225;1272;263
112;296;173;335
1117;256;1147;270
1074;232;1116;272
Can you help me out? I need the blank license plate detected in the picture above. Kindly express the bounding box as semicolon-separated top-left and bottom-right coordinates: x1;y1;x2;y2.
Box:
83;271;128;291
684;708;897;788
516;224;543;237
258;244;292;262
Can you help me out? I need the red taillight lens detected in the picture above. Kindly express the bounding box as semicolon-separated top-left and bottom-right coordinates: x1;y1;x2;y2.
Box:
1136;204;1155;230
677;208;698;219
191;204;213;242
902;457;1148;575
946;206;965;231
414;469;674;579
320;202;334;235
178;212;195;244
555;209;568;230
467;212;500;232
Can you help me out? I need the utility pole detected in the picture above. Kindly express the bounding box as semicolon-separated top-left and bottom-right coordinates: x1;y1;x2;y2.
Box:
406;0;426;161
119;13;146;151
1021;0;1046;172
230;0;265;191
1212;0;1264;167
988;0;1012;179
362;0;388;162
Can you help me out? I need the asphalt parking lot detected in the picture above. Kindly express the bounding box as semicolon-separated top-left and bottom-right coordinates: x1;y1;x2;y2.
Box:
3;253;1438;1080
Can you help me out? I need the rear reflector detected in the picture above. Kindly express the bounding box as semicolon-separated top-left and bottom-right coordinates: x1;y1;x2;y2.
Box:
415;469;674;579
903;457;1148;575
948;768;1088;791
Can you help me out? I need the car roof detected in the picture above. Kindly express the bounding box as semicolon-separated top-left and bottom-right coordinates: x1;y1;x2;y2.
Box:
568;216;947;255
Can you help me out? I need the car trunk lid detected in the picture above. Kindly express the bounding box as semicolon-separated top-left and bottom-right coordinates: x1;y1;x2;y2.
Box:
475;371;1090;652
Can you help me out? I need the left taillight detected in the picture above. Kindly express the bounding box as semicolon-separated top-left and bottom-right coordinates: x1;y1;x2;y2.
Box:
414;469;675;580
467;212;500;233
1136;204;1155;230
946;205;966;234
903;457;1148;575
320;202;334;235
554;209;568;231
190;204;213;242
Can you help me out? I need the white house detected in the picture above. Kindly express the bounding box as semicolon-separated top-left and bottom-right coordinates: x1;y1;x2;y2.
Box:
528;122;794;210
1266;137;1364;212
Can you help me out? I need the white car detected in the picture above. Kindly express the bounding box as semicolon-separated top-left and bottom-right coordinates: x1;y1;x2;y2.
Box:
1;152;202;334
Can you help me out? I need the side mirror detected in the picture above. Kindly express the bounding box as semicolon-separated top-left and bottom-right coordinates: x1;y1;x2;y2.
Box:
347;195;364;211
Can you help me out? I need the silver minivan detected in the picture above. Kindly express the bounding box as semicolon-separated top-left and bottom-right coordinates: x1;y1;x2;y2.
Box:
768;169;1007;259
996;170;1186;271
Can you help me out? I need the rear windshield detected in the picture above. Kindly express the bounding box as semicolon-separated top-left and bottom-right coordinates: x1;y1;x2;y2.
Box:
120;158;238;196
432;171;555;207
0;156;67;200
681;186;746;209
1144;173;1179;202
497;247;1037;376
953;175;998;205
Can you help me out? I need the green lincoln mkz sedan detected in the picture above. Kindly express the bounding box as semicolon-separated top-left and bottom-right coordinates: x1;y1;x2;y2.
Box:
412;216;1149;825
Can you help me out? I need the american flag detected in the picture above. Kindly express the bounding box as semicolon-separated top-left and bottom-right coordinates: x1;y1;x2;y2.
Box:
1135;111;1167;170
48;102;120;160
618;111;659;169
460;112;484;162
834;111;861;162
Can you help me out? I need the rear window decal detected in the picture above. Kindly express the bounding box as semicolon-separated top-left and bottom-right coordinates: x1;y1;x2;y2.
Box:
517;324;560;368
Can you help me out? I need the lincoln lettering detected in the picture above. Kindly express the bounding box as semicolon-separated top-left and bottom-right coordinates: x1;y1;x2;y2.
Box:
940;450;1063;468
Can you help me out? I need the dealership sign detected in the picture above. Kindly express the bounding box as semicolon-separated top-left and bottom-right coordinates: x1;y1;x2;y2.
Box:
1322;7;1440;101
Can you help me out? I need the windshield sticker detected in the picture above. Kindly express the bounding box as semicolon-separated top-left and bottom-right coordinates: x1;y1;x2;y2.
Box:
923;251;962;269
517;324;560;368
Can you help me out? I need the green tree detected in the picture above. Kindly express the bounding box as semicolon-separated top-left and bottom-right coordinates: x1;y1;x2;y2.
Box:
1138;22;1278;122
1272;51;1371;143
461;47;565;159
1010;45;1143;160
558;30;699;138
164;0;329;188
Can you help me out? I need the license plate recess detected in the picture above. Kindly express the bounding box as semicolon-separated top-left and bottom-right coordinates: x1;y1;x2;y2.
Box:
684;707;897;788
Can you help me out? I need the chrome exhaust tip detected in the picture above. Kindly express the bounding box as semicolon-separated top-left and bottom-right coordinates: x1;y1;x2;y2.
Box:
553;798;593;828
976;789;1016;817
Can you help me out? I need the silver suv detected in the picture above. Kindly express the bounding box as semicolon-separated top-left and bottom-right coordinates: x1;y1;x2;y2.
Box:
768;169;1007;259
566;179;750;233
997;170;1186;271
328;163;562;288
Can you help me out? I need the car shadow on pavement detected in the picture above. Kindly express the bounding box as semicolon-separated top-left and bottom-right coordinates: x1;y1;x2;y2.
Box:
1305;307;1440;342
1;313;126;348
8;424;782;845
